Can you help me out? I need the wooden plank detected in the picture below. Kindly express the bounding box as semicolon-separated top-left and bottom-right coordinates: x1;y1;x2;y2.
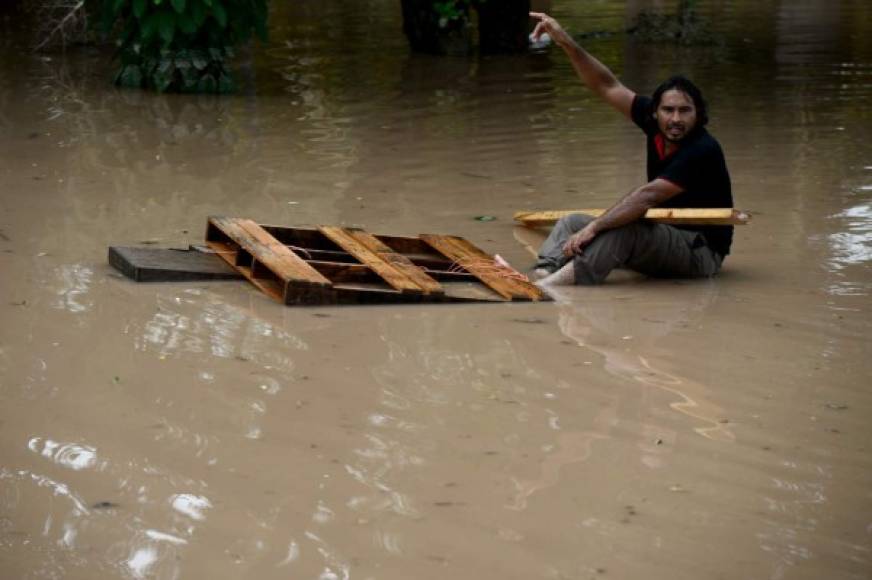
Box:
350;230;444;295
261;225;441;257
318;226;428;294
237;219;333;286
299;246;454;271
108;246;243;282
205;238;285;302
420;234;547;302
207;217;331;286
514;208;751;228
206;216;333;304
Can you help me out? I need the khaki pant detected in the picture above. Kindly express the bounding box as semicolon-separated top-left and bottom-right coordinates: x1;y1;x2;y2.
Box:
535;214;723;285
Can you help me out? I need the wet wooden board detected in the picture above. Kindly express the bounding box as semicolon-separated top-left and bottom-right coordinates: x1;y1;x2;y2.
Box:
419;234;546;302
514;208;751;228
209;217;331;285
345;228;444;295
318;226;442;295
206;217;333;304
108;246;243;282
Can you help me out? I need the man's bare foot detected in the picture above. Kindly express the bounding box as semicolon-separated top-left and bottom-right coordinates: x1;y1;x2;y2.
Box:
536;261;575;286
530;267;552;281
494;254;536;281
493;254;512;270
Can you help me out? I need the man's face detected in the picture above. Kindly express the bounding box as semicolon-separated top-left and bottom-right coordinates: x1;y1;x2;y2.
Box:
654;89;698;143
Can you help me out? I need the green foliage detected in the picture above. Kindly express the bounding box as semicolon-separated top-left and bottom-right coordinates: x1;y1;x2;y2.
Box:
101;0;268;93
433;0;484;30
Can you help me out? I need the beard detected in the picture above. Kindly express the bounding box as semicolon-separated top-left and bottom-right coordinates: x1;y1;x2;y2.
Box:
664;123;688;142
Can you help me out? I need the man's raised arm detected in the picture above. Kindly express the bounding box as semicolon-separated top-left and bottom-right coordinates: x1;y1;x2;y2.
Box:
530;12;635;119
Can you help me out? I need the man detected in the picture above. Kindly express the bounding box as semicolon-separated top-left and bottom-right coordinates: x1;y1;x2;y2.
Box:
528;12;733;286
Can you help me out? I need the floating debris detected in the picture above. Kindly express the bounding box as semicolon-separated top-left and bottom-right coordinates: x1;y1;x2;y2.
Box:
92;501;119;509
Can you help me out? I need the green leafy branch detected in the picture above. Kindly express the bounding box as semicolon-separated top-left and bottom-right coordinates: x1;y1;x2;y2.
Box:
101;0;268;93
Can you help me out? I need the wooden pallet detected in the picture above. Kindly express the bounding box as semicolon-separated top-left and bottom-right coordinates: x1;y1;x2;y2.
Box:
514;208;751;228
203;216;548;305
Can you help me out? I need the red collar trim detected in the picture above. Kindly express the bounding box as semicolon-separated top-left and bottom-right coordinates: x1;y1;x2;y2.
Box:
654;133;679;160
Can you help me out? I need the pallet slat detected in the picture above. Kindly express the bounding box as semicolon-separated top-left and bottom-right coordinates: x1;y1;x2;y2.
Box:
208;217;330;286
514;208;751;228
319;226;442;295
349;229;444;295
420;234;546;302
206;216;333;303
238;219;333;286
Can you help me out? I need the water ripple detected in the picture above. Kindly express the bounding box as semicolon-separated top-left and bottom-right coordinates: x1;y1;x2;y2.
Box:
170;493;211;521
0;468;89;514
27;437;100;471
828;202;872;269
52;264;94;313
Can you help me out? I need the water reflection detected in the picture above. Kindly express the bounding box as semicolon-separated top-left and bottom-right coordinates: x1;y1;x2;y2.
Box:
828;202;872;269
28;437;100;471
0;468;89;515
119;531;184;580
170;493;211;521
144;529;188;545
508;430;610;511
275;539;300;566
53;264;94;314
1;0;871;577
303;530;351;580
551;281;735;442
136;290;307;363
757;460;832;579
505;281;735;510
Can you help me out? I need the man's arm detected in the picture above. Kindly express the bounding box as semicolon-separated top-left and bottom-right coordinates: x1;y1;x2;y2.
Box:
563;179;683;256
530;12;635;118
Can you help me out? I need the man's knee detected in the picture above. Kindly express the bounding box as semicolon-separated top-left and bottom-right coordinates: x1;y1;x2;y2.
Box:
591;221;646;251
558;213;594;232
692;248;722;278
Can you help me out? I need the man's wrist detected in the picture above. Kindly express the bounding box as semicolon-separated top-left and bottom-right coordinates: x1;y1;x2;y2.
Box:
555;33;576;50
582;221;600;237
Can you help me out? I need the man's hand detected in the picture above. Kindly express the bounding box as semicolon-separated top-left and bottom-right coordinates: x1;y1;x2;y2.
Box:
563;225;597;257
529;12;571;47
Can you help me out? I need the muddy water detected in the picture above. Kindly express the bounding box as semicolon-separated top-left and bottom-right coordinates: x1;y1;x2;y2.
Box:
1;1;871;578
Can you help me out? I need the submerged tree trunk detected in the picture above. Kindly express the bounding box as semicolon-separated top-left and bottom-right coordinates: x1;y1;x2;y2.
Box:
476;0;531;54
400;0;531;55
400;0;473;55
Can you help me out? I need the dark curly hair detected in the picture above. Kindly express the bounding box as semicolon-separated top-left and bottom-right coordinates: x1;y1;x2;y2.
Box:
650;75;709;128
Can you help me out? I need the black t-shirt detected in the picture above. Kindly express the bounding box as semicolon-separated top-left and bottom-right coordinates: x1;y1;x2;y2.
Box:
631;95;733;256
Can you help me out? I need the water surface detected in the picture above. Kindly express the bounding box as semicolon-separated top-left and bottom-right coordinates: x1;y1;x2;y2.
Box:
1;1;871;579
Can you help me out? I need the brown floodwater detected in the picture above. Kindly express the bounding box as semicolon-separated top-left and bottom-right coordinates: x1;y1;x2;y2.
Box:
1;1;871;578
